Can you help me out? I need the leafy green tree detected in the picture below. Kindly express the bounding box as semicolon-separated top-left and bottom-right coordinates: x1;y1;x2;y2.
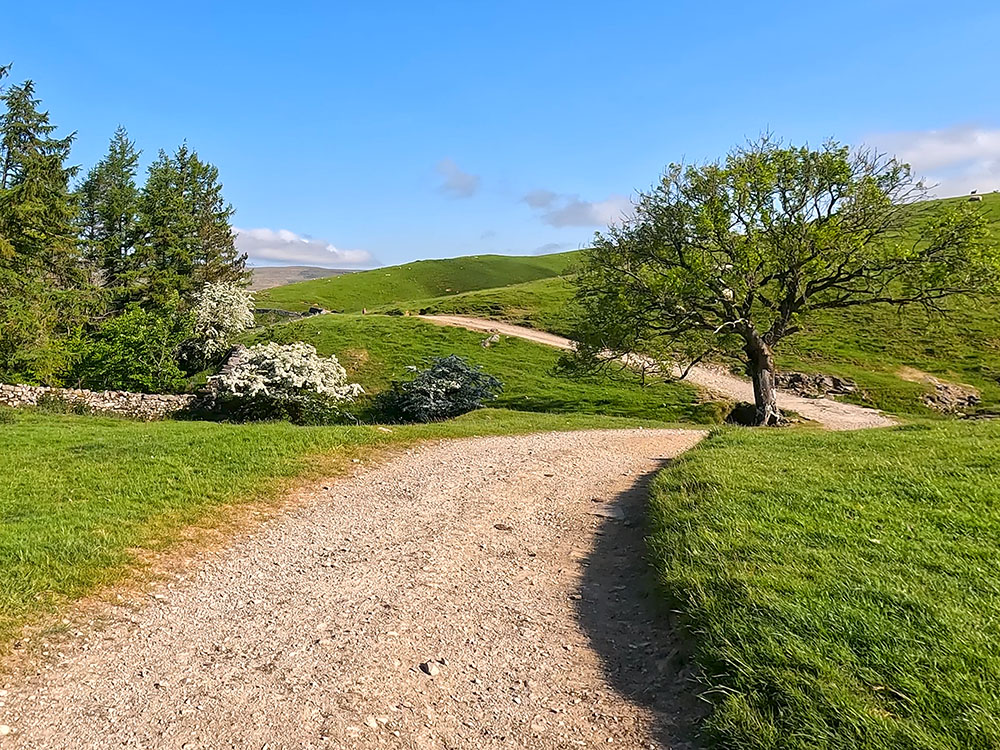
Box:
78;126;140;295
0;69;93;384
570;137;999;424
134;145;248;305
75;296;193;393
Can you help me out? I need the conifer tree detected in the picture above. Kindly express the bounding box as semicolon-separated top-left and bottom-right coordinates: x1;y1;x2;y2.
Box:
135;145;247;304
78;126;140;293
0;70;90;383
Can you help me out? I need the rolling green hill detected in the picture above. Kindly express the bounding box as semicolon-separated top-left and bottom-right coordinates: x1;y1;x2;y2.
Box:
243;314;721;424
364;195;1000;416
254;250;581;313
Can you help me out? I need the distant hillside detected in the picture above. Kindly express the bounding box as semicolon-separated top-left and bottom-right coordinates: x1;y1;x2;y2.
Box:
249;266;354;291
253;251;581;312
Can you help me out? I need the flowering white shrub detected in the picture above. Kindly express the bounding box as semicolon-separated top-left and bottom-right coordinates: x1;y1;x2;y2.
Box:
211;341;363;403
190;282;256;360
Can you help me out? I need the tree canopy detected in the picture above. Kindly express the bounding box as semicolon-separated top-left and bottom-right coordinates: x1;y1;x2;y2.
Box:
571;137;999;424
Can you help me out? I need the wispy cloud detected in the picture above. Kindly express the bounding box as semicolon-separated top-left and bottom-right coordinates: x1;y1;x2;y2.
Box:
436;158;481;198
868;125;1000;197
522;190;632;227
235;228;375;268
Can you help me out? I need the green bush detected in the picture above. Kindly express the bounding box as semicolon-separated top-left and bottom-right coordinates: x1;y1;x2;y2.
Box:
376;354;502;423
75;304;193;393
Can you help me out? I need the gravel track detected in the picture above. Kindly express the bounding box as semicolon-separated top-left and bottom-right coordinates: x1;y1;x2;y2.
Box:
1;429;706;749
421;315;895;431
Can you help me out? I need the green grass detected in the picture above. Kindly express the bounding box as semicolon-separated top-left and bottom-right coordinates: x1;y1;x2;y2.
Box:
245;313;722;423
378;275;578;337
0;406;675;647
357;195;1000;417
648;420;1000;749
254;251;581;313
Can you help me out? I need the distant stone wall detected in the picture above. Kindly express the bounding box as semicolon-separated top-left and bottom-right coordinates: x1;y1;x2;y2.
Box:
0;383;196;420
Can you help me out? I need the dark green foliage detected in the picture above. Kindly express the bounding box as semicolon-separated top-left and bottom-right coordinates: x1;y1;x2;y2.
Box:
77;126;141;297
376;354;503;423
649;421;1000;749
134;145;247;305
0;69;92;384
75;301;193;393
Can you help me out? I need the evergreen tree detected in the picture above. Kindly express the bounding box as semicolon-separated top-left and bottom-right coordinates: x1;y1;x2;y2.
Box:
78;126;140;293
135;144;247;304
0;70;91;383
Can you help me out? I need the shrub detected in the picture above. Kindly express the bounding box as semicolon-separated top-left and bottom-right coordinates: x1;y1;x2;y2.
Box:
207;341;362;424
376;355;502;423
186;282;255;365
75;303;193;393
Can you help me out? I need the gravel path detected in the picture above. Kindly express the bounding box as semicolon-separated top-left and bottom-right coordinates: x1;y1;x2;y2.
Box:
421;315;895;430
0;429;707;749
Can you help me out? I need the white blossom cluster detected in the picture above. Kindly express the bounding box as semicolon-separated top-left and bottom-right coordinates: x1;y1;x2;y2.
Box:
191;283;256;358
211;341;363;402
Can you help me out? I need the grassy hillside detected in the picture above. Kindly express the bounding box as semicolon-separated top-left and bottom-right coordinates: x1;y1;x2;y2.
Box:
362;195;1000;416
254;251;581;313
0;407;673;648
649;420;1000;749
378;275;578;337
244;314;721;424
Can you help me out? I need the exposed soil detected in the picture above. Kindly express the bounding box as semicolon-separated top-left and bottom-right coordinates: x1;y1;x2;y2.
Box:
0;429;707;749
421;315;896;431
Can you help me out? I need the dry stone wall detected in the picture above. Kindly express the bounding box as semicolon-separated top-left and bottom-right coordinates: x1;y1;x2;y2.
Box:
0;383;195;420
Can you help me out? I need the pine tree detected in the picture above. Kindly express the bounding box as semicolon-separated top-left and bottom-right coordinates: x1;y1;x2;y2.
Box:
0;77;80;283
78;126;140;293
0;71;91;383
134;144;247;304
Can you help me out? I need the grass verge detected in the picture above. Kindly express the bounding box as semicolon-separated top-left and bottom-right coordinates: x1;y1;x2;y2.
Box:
648;420;1000;749
0;407;674;650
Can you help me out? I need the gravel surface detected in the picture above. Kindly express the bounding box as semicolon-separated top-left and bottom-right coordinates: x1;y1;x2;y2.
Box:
0;429;707;749
421;315;896;430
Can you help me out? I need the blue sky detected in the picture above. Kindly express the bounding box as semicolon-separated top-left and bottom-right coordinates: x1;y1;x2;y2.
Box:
4;1;1000;267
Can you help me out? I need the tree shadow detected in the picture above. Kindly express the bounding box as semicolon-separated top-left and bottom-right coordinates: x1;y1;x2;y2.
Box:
575;461;708;749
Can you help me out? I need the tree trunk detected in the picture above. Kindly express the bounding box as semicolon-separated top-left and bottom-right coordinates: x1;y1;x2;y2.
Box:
744;332;781;426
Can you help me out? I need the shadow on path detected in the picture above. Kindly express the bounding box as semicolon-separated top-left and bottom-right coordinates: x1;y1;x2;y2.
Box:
576;461;707;750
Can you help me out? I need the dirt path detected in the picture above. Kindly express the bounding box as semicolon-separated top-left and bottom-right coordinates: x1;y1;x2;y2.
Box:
421;315;895;431
0;429;707;749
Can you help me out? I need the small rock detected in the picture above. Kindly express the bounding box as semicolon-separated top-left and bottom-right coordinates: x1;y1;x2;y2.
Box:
0;725;11;735
420;661;440;676
365;716;379;729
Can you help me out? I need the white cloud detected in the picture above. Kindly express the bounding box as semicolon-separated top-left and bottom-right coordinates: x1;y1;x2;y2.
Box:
522;190;633;227
436;158;481;198
235;227;375;268
867;125;1000;197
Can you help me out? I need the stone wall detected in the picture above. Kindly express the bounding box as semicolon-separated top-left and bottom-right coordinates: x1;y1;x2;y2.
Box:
0;383;196;420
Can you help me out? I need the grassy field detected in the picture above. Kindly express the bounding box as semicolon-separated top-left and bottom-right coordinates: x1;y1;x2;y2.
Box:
244;313;722;423
649;420;1000;749
0;407;677;648
346;196;1000;417
254;251;580;313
